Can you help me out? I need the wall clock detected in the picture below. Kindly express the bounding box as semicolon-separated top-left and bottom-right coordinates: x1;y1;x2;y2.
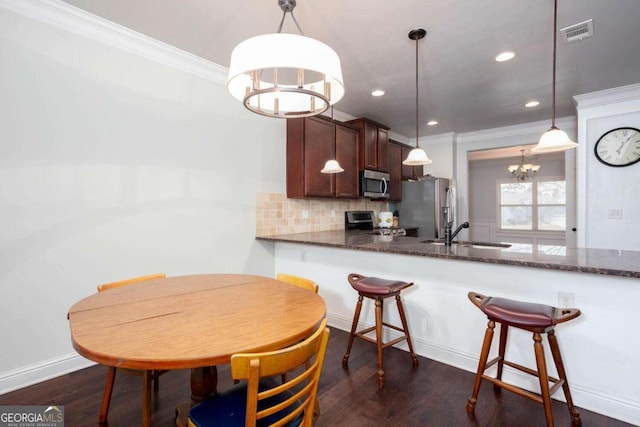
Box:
594;127;640;167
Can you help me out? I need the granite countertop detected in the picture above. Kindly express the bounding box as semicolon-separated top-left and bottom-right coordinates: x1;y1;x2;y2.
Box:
257;230;640;279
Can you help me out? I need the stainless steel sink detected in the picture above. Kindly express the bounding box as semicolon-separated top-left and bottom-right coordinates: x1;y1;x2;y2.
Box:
420;239;511;249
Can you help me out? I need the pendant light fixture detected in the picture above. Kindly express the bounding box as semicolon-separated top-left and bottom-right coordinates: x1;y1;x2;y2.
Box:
227;0;345;119
508;148;541;181
531;0;577;153
403;28;432;166
321;106;344;173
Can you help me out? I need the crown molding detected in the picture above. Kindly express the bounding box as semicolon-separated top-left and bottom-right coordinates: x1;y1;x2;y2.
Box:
0;0;228;84
574;83;640;110
455;116;576;144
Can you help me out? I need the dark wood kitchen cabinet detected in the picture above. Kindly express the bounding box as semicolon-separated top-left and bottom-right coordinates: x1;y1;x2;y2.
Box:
286;116;359;199
347;118;390;172
387;141;402;201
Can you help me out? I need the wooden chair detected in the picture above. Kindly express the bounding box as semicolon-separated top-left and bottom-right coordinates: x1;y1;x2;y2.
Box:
466;292;582;427
276;272;319;294
96;273;166;426
188;318;330;427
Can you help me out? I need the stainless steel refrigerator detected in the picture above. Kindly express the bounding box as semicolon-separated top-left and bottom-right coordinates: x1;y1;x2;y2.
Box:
396;176;454;239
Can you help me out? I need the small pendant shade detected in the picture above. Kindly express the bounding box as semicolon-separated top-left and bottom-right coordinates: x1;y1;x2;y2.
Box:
403;147;432;166
321;159;344;173
532;126;577;153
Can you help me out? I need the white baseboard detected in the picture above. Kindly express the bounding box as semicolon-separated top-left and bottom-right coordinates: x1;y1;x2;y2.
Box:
0;353;95;395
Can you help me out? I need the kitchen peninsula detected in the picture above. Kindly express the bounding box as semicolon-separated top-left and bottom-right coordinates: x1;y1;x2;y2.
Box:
257;230;640;425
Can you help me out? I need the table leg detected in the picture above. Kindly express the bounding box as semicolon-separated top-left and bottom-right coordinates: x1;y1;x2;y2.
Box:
175;366;218;427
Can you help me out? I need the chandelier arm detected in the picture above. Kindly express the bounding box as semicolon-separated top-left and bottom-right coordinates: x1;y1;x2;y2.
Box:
289;12;305;36
276;11;287;33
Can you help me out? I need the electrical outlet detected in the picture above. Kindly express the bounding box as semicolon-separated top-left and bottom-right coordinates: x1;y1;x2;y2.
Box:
300;250;307;262
558;291;575;308
608;209;623;219
301;210;309;219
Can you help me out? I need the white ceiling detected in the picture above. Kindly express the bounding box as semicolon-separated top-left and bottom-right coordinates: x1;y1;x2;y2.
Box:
61;0;640;140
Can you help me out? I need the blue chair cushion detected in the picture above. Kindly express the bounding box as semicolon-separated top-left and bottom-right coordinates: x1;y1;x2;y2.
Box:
188;377;304;427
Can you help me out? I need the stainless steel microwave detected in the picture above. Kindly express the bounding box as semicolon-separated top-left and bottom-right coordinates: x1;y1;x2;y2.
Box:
360;169;390;199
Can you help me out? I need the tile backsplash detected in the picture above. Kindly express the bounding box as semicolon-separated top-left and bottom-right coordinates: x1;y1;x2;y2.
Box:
256;193;388;236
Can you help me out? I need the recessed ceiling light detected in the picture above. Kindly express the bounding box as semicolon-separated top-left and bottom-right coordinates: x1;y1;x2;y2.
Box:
525;101;540;108
495;51;515;62
371;89;385;97
427;120;438;126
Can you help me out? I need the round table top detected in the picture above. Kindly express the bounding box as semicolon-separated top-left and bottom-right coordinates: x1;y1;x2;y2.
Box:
68;274;327;370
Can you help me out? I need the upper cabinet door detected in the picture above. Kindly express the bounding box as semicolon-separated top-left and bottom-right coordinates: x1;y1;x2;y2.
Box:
347;118;390;172
335;123;359;198
376;127;389;172
388;141;402;201
303;117;334;197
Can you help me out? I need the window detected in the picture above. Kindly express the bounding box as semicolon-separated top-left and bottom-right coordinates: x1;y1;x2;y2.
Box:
499;179;566;231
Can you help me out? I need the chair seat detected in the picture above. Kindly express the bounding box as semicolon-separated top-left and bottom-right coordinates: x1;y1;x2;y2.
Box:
189;378;304;427
479;296;558;328
349;276;412;296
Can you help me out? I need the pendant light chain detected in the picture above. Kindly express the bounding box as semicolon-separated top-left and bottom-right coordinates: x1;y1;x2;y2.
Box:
415;34;419;148
551;0;558;128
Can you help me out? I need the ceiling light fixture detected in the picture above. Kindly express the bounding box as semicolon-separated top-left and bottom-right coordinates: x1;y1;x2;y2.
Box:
532;0;578;153
403;28;432;166
371;89;385;97
495;51;515;62
508;148;541;181
227;0;344;119
321;106;344;174
525;101;540;108
427;120;438;126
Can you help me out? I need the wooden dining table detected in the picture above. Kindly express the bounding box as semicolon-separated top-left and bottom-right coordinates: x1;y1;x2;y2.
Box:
67;273;327;427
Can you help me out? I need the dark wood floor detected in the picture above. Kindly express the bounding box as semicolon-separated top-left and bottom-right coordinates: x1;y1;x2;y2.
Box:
0;327;632;426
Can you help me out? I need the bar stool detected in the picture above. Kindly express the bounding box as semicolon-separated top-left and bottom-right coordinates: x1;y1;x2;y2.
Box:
342;273;419;388
466;292;582;427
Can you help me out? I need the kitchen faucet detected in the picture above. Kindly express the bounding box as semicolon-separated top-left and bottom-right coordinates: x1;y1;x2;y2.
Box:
444;221;469;246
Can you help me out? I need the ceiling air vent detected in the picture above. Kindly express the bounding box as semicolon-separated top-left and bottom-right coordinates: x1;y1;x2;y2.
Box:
560;19;594;43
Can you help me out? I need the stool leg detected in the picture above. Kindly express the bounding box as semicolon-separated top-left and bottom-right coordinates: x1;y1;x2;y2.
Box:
548;330;582;426
396;295;418;366
494;323;509;392
533;332;554;427
467;320;495;414
375;297;385;388
342;294;364;367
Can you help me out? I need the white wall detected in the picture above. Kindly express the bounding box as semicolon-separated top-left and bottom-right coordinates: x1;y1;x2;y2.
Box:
575;84;640;250
0;4;285;391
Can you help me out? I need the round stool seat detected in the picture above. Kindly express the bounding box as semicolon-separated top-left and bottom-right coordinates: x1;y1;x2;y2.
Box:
349;276;413;296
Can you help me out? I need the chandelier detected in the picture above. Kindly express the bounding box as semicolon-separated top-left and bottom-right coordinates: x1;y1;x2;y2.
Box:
226;0;345;119
508;149;540;181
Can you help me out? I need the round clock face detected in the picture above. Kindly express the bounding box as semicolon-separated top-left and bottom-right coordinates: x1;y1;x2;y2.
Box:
594;127;640;167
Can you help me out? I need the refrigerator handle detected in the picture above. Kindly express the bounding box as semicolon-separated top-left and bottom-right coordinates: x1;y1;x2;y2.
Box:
445;187;455;225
